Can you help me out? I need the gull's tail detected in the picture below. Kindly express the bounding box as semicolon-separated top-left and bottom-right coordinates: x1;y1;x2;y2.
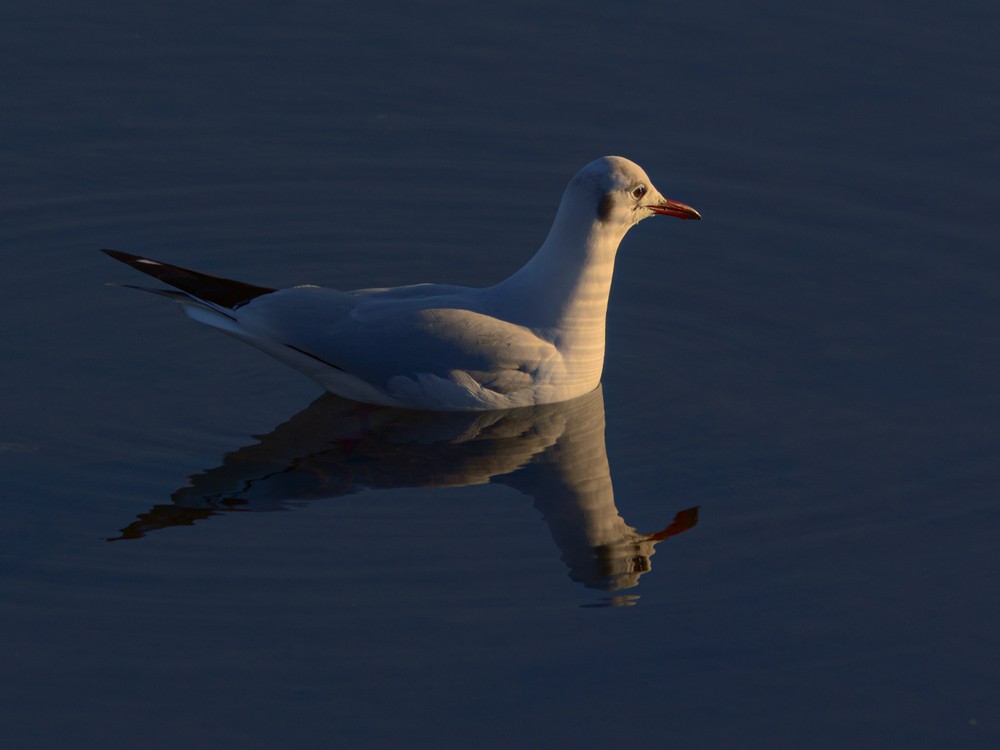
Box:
102;249;276;310
101;247;341;383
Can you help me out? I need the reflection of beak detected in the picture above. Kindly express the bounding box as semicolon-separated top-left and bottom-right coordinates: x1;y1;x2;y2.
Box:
645;506;700;541
649;198;702;220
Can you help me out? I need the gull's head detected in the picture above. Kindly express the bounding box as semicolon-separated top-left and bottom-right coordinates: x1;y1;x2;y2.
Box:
567;156;701;232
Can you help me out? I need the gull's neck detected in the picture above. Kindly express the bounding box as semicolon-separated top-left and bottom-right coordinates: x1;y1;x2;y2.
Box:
493;193;628;351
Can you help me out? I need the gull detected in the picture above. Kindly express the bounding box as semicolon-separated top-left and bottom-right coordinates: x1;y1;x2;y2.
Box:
104;156;700;411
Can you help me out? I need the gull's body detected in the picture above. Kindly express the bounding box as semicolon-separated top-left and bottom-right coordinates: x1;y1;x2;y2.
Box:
105;156;699;411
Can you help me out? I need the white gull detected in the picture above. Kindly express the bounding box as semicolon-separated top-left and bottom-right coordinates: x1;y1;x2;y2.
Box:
104;156;700;411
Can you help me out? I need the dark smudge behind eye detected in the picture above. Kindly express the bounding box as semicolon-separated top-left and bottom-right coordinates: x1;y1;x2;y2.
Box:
597;193;613;221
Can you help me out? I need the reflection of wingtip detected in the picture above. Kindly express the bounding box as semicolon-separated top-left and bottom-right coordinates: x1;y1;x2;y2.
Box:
107;505;220;542
645;505;699;542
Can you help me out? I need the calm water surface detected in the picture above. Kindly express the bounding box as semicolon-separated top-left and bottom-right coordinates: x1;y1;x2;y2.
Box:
1;1;997;748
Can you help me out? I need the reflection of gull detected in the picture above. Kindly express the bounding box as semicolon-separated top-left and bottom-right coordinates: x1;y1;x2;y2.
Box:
104;157;699;410
112;387;697;592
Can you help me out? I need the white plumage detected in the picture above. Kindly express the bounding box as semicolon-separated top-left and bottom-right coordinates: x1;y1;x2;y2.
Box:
105;156;699;410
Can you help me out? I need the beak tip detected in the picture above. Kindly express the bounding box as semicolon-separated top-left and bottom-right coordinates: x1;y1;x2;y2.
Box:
651;199;701;221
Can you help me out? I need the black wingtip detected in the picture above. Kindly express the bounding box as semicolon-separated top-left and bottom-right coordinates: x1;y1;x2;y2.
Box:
102;248;166;272
101;248;276;309
102;248;134;263
102;248;141;260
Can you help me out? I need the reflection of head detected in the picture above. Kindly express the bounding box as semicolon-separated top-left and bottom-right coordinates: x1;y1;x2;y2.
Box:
591;539;657;591
111;386;697;594
580;507;699;591
502;394;699;591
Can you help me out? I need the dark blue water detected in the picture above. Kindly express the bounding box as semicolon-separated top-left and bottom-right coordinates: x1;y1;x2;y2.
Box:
2;1;997;747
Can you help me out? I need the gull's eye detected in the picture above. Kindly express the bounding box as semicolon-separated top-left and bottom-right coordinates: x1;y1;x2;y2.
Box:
631;185;647;200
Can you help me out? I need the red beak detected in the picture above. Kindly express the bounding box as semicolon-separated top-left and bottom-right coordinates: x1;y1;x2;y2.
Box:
649;198;701;220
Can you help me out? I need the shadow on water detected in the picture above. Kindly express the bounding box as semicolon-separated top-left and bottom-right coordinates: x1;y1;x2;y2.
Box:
110;386;698;594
